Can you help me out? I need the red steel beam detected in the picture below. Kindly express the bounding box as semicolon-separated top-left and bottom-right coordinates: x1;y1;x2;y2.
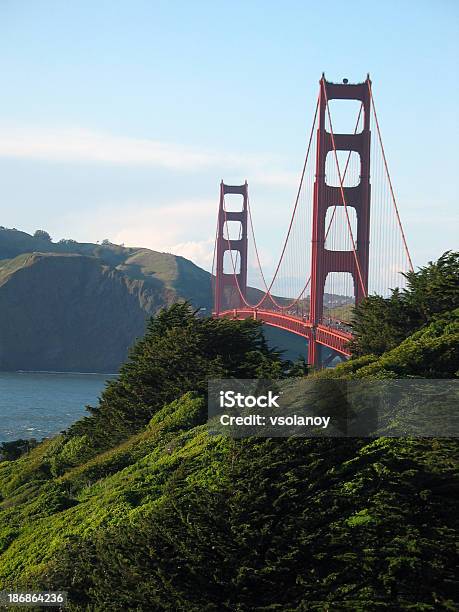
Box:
214;309;352;358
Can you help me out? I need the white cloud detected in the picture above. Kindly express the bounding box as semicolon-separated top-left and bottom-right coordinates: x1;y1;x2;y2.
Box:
66;193;303;275
0;123;307;271
169;239;216;270
62;198;217;269
0;123;298;188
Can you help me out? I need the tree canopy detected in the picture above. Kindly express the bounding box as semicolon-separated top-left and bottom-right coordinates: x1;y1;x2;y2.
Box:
69;302;287;450
33;229;52;241
350;251;459;357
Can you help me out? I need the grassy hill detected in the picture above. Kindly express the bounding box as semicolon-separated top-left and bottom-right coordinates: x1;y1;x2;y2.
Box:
0;228;212;372
0;227;212;309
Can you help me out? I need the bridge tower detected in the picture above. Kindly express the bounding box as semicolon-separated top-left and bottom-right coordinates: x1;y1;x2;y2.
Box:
309;75;371;366
214;181;248;314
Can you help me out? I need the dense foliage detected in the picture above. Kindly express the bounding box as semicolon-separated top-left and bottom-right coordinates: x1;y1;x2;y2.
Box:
0;254;457;610
350;251;459;356
0;439;38;461
69;303;287;452
33;230;52;241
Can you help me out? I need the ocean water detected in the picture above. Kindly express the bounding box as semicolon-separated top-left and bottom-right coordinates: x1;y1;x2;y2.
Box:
0;372;116;443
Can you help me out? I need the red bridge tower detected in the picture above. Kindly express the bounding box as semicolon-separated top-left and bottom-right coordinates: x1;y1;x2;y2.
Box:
309;75;371;365
214;181;248;314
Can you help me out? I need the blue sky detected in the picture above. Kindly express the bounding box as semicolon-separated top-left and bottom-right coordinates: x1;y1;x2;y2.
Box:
0;0;457;274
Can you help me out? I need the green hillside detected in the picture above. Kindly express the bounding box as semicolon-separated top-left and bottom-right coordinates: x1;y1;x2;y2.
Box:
0;227;212;308
0;252;457;610
0;228;212;372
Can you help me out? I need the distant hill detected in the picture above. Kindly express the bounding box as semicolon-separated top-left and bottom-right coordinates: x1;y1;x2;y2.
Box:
0;227;212;307
0;228;212;372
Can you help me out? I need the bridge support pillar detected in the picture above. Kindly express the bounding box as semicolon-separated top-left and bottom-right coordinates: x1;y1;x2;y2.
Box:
309;76;371;366
214;182;248;314
308;335;320;368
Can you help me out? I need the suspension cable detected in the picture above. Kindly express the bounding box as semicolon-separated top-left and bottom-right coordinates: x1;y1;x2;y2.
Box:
219;94;320;310
367;81;414;271
217;88;369;311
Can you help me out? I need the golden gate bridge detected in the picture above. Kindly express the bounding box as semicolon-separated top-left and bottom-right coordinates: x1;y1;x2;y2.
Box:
212;75;413;367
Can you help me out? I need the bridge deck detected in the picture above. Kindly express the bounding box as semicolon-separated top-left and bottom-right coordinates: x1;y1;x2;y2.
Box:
214;309;352;358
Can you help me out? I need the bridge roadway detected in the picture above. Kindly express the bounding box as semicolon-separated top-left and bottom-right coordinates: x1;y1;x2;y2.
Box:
215;309;353;358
